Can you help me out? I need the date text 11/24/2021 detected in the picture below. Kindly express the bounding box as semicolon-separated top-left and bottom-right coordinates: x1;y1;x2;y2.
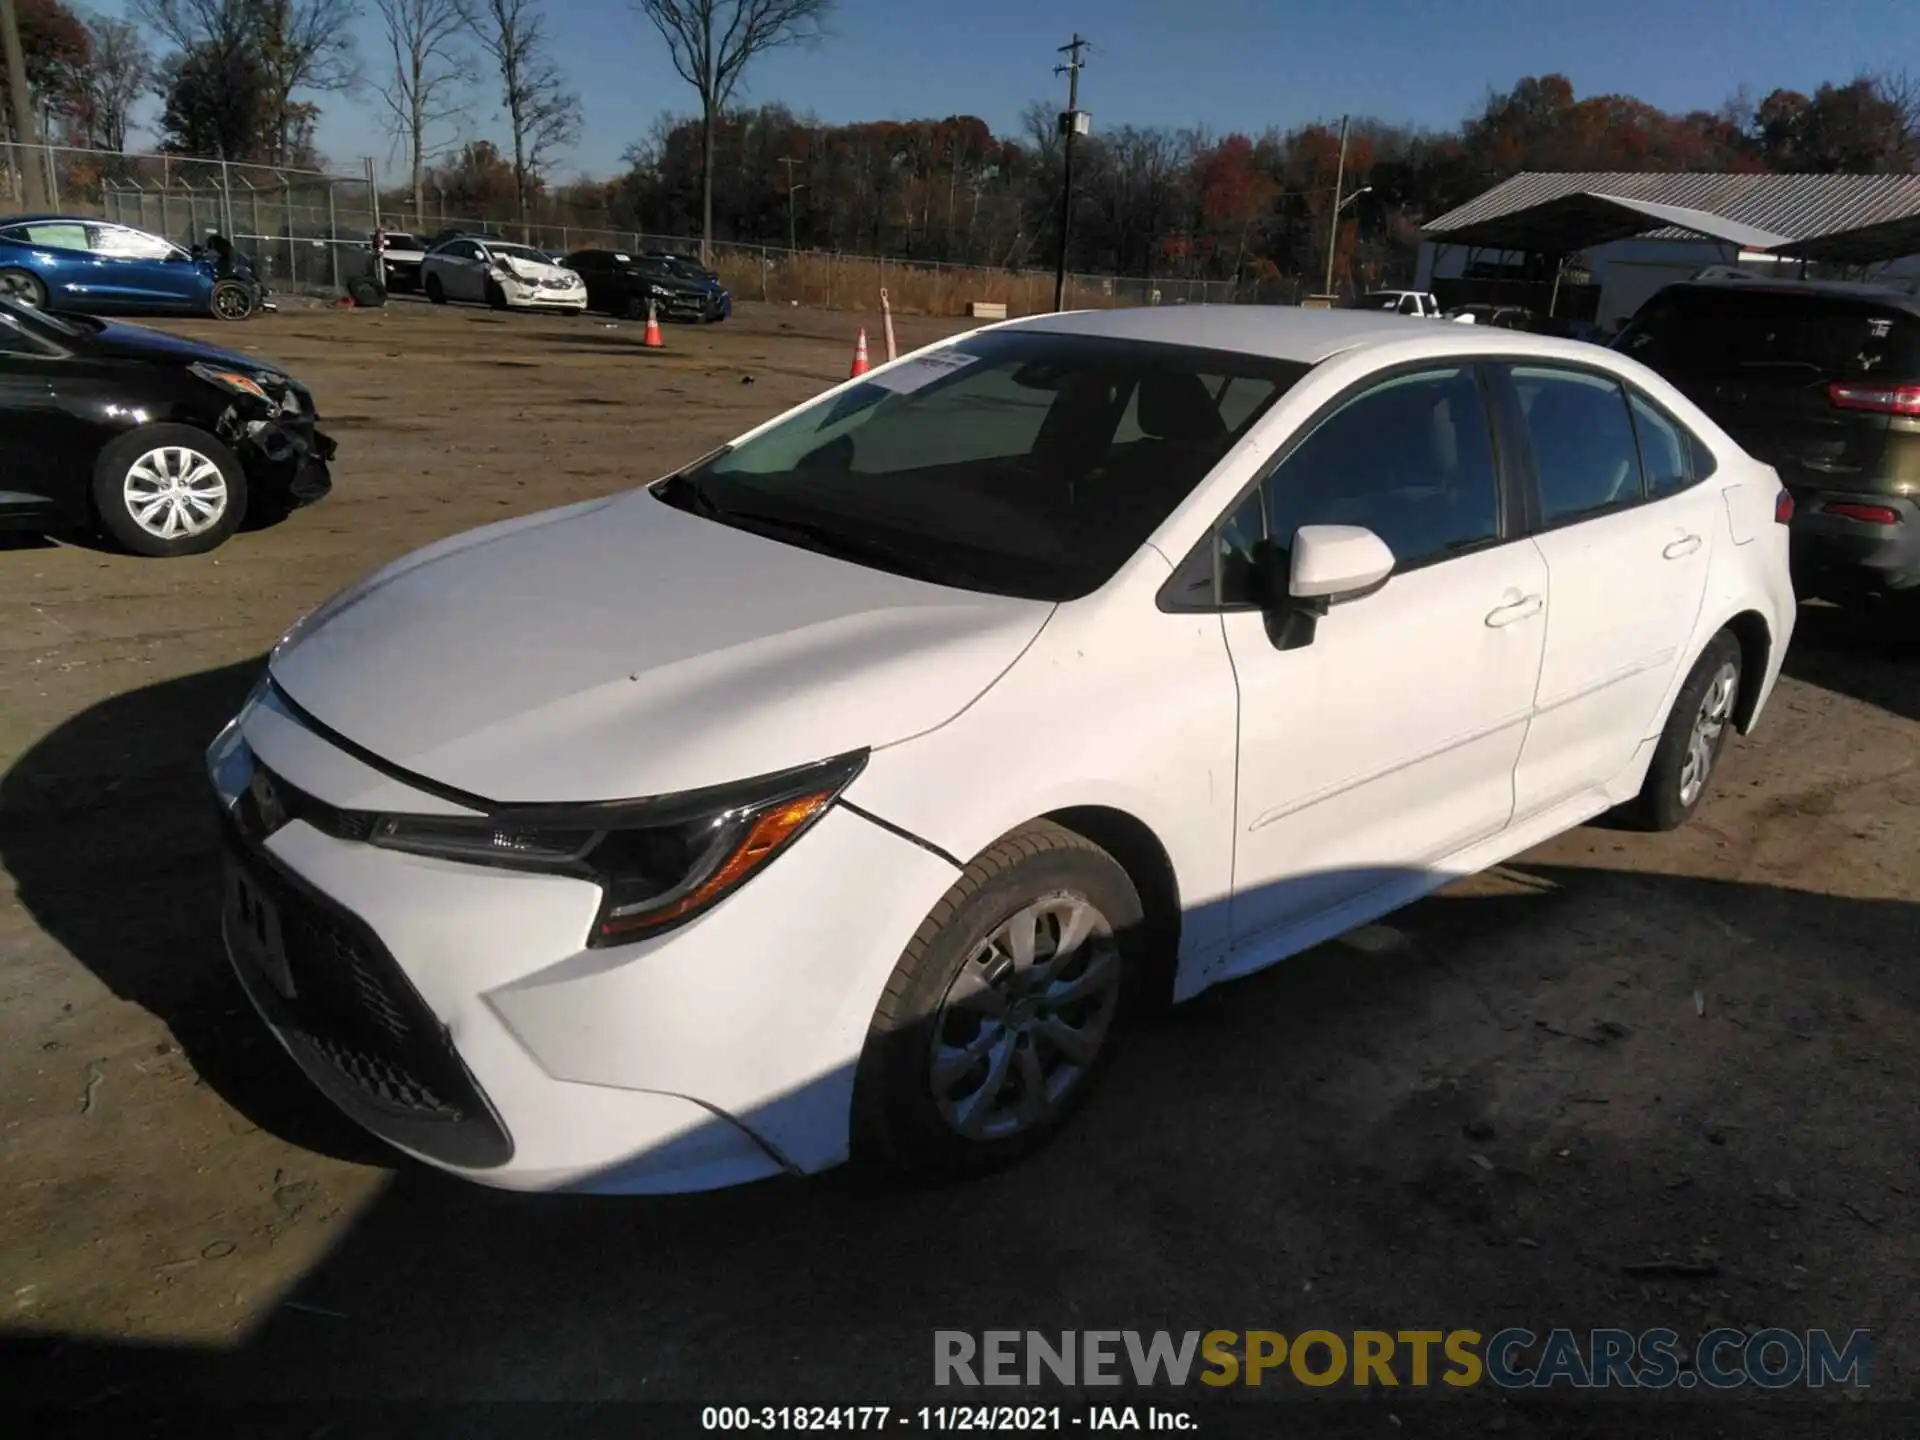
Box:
701;1406;1197;1431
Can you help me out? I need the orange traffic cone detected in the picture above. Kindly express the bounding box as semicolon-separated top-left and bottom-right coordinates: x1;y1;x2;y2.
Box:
849;326;870;377
642;300;664;348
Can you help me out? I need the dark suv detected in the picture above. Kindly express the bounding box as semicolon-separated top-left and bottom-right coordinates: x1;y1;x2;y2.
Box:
1615;280;1920;604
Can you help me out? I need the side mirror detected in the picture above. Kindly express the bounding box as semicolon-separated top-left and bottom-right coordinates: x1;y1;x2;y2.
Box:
1258;525;1396;650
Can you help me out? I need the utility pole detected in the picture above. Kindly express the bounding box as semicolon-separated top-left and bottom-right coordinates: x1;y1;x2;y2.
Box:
0;0;46;210
1323;114;1349;299
777;155;803;252
1053;34;1090;312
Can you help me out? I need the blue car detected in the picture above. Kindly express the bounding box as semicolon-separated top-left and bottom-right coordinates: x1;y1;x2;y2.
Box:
0;214;261;321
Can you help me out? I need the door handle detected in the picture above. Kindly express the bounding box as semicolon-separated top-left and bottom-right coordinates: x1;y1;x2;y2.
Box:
1485;595;1543;627
1663;534;1703;559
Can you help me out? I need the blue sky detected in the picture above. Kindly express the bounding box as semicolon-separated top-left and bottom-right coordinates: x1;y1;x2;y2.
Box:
104;0;1920;180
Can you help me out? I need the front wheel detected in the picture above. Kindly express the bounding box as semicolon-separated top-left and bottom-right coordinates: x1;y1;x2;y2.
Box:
853;821;1141;1178
92;425;247;557
210;279;255;321
1620;631;1743;831
425;273;447;305
485;278;508;310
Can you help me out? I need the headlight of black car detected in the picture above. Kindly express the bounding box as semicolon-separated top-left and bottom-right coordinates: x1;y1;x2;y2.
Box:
365;751;868;946
190;361;282;407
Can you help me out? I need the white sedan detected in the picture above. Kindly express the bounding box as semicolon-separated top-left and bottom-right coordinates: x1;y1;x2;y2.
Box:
419;236;586;312
209;308;1795;1193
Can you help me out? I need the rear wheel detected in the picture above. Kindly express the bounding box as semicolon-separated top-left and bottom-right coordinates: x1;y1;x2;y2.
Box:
0;267;47;308
425;273;447;305
854;821;1141;1177
92;424;246;557
1620;631;1742;831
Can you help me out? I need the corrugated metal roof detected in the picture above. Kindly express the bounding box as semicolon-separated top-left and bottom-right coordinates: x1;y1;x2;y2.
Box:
1424;172;1920;246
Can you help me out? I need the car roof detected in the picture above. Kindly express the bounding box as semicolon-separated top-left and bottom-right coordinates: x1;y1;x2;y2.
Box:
1002;304;1603;364
1659;278;1920;315
1;213;97;225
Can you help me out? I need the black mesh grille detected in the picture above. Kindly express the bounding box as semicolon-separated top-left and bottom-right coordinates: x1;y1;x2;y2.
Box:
223;830;512;1168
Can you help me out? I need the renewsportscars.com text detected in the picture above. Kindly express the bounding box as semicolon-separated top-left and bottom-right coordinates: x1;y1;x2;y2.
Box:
934;1328;1871;1390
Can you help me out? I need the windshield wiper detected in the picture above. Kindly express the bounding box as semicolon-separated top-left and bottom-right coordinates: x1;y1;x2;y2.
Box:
721;507;947;582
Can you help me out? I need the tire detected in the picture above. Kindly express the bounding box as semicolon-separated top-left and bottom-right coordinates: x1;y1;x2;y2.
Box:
346;275;388;308
853;820;1143;1178
621;292;649;321
210;279;255;321
0;267;47;308
485;278;508;310
425;273;447;305
1620;630;1743;832
91;425;247;557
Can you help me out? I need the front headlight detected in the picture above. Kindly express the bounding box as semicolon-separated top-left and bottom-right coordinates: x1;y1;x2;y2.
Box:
366;750;868;945
190;361;276;404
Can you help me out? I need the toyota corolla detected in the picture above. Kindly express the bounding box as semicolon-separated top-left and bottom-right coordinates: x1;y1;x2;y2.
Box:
208;307;1795;1193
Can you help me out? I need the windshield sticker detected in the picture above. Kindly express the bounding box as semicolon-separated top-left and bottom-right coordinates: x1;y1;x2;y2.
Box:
1868;318;1892;339
866;350;981;394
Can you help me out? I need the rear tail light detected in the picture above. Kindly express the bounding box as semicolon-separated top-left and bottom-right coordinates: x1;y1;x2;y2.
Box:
1825;380;1920;415
1775;489;1795;524
1819;500;1901;525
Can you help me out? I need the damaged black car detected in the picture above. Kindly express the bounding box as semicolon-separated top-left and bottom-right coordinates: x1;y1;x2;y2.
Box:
0;297;336;557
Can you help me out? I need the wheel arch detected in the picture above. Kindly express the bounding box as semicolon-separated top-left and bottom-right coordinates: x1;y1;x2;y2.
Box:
1721;608;1773;733
1042;804;1182;1007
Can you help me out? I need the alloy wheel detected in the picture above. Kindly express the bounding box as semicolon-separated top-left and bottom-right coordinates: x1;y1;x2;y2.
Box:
123;446;229;540
0;270;43;306
1677;660;1739;807
929;892;1122;1142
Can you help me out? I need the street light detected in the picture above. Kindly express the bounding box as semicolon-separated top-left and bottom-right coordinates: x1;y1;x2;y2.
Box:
1324;181;1373;298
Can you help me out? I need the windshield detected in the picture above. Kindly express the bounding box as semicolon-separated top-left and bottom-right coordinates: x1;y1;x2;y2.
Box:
1350;293;1405;311
487;243;553;266
657;330;1308;601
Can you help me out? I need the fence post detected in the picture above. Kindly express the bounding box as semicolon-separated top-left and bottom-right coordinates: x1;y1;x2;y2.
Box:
327;181;340;292
365;158;380;231
219;159;234;239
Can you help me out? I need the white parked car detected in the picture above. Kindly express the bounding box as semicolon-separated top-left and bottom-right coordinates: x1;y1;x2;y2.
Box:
419;235;586;312
209;308;1795;1193
1349;289;1444;318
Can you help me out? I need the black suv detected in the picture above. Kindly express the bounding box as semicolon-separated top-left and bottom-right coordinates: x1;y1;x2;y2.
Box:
1615;280;1920;604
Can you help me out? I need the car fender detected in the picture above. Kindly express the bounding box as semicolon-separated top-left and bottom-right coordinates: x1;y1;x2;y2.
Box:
840;558;1240;991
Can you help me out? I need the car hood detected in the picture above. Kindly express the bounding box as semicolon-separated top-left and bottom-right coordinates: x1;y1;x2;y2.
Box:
268;489;1053;804
84;320;269;372
496;255;576;284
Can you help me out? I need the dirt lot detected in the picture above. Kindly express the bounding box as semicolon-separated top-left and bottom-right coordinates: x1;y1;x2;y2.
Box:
0;299;1915;1427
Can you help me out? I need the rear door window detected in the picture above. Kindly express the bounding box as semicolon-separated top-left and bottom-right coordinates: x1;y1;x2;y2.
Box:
1507;366;1646;525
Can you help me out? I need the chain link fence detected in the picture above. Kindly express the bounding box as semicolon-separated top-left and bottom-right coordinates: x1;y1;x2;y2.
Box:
3;142;1292;315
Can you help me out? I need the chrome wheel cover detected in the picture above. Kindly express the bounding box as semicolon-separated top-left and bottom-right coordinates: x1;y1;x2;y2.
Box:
123;446;228;540
929;892;1122;1142
1678;660;1739;807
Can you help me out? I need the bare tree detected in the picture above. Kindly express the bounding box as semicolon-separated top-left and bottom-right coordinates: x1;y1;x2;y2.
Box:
374;0;472;228
634;0;833;261
76;16;153;152
463;0;578;234
131;0;360;164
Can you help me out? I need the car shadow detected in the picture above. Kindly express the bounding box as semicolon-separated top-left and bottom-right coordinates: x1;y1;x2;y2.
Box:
0;654;388;1165
1781;600;1920;722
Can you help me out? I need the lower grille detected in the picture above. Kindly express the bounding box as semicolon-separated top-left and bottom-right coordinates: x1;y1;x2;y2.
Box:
223;831;513;1168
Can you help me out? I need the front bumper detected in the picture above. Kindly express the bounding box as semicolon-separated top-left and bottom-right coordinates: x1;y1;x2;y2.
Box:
505;281;587;311
1789;490;1920;595
236;417;337;509
207;690;956;1192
